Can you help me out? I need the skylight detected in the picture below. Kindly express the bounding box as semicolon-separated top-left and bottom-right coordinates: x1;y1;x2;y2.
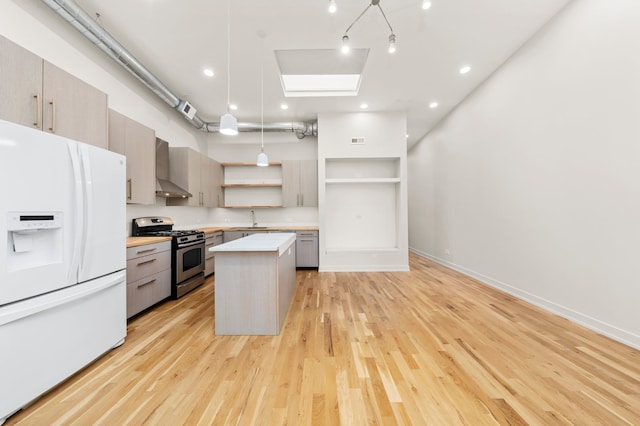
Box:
275;48;369;97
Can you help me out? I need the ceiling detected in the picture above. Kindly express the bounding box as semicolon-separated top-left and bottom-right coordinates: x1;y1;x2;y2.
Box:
51;0;570;148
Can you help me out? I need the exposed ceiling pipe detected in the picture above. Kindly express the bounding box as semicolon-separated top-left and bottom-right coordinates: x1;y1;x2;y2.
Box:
205;122;318;140
40;0;317;138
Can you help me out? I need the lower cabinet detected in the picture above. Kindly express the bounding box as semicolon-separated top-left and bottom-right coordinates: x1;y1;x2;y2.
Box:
126;241;171;318
205;231;223;276
296;230;319;268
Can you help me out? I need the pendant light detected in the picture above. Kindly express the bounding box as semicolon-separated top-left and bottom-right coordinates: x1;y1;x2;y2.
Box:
220;0;238;136
257;41;269;167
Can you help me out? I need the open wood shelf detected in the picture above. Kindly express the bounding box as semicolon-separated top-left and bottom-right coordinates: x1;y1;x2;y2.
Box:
221;162;282;167
222;183;282;188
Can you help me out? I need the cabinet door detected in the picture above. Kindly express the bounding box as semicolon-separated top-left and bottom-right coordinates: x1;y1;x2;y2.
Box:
109;110;156;205
0;36;43;129
43;61;108;149
212;159;224;207
296;232;319;267
282;160;318;207
282;160;300;207
125;116;156;205
299;160;318;207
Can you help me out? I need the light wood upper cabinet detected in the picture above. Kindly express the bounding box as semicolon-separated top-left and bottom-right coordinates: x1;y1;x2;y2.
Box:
0;35;108;149
0;36;43;129
42;62;108;149
282;160;318;207
167;147;222;208
108;109;156;205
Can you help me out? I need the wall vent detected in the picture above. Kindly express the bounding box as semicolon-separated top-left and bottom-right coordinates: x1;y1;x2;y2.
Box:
351;137;365;145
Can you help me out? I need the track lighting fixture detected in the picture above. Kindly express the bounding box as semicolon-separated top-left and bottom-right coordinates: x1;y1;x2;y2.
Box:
341;0;396;54
341;35;350;54
328;0;337;14
388;34;396;54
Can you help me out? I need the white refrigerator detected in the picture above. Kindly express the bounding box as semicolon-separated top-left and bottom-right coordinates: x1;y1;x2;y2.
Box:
0;119;127;424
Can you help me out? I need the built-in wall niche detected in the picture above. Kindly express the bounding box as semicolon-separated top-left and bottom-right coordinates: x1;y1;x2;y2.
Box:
324;157;401;252
222;162;283;208
325;157;400;183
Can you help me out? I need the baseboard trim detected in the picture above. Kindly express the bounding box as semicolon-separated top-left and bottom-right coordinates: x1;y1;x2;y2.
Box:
409;248;640;350
319;265;410;273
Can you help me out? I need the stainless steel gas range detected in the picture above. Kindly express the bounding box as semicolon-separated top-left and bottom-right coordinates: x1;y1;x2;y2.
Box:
132;217;205;299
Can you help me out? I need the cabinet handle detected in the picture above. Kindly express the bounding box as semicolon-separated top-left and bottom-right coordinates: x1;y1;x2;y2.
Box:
137;258;157;266
127;178;132;200
137;278;157;288
48;100;56;133
33;94;41;128
300;194;304;206
136;247;157;254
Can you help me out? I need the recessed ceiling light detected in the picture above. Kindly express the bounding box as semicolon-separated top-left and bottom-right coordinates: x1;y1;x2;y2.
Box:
229;104;238;110
203;68;214;77
429;101;439;108
360;103;368;109
405;134;409;138
459;65;471;74
422;1;432;10
280;104;289;110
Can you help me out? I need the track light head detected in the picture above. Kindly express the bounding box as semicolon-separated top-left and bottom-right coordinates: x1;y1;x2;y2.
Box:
388;34;396;54
341;35;350;54
328;0;337;14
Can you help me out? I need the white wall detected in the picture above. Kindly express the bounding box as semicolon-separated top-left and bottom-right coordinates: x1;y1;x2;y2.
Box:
319;112;408;272
408;0;640;349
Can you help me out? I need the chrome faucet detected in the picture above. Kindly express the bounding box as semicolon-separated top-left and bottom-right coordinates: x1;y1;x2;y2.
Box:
250;210;258;228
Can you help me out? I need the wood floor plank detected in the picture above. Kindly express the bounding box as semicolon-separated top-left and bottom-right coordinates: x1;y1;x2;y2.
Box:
5;252;640;425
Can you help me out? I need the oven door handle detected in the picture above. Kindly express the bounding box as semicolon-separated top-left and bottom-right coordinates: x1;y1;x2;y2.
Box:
177;240;205;250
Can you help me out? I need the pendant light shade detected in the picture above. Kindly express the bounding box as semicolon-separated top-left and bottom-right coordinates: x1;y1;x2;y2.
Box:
219;113;238;135
257;150;269;167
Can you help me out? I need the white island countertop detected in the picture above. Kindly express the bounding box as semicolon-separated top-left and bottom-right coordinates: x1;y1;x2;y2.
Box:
209;232;296;255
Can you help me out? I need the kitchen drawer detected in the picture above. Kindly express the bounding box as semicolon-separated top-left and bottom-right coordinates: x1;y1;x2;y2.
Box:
126;269;171;318
126;250;171;283
126;240;171;260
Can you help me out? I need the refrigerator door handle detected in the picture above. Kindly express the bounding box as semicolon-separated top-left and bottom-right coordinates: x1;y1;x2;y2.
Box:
67;141;84;283
0;271;125;327
78;144;93;278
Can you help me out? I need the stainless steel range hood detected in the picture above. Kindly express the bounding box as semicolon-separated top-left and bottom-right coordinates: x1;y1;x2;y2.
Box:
156;138;192;198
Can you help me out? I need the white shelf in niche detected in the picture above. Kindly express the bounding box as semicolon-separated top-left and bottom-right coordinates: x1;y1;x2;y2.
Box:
325;178;400;184
325;157;400;180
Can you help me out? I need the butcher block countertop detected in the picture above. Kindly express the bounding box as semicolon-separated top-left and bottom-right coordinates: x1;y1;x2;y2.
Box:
126;226;318;247
198;226;318;233
126;236;171;248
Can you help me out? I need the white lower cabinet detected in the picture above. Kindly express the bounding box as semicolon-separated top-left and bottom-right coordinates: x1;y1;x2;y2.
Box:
126;241;171;318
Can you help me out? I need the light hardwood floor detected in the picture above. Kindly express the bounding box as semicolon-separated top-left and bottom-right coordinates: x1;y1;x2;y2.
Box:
7;253;640;425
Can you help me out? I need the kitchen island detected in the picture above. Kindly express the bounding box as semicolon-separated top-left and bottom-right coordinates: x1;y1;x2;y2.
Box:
210;233;296;335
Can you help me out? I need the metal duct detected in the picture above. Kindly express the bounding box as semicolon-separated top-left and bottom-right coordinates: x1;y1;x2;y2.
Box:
204;122;318;139
40;0;317;137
